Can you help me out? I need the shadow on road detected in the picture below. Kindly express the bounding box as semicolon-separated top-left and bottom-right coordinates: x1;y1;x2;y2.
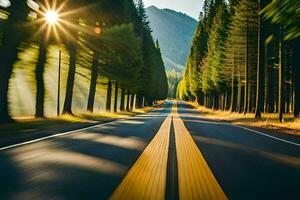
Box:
176;101;300;200
0;102;173;199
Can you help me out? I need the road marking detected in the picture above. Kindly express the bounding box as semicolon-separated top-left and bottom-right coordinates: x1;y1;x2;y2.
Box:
230;124;300;147
0;121;120;151
173;103;228;200
184;117;300;147
0;105;166;151
109;113;172;200
184;101;300;147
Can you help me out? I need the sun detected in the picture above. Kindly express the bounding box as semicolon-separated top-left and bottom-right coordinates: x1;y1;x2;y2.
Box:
45;10;59;25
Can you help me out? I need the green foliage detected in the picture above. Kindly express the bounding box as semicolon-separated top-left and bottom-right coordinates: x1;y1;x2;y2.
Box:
202;0;229;93
262;0;300;40
225;0;259;88
177;0;259;102
167;70;181;98
0;0;168;120
136;0;151;31
177;0;300;121
178;0;230;100
135;1;168;101
176;80;188;100
99;24;142;90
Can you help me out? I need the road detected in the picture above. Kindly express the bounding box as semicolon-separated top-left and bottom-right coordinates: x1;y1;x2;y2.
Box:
0;101;299;200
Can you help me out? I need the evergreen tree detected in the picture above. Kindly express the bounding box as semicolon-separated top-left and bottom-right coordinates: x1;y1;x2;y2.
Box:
135;0;168;105
176;0;299;123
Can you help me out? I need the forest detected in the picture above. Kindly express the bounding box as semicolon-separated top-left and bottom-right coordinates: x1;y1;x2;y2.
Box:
0;0;168;123
177;0;300;122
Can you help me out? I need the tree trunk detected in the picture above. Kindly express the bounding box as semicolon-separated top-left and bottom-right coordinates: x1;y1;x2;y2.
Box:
248;85;253;113
237;74;242;113
63;43;77;115
126;90;130;111
207;95;210;108
274;68;279;113
268;63;275;113
130;94;135;110
215;94;219;110
224;90;228;110
278;35;285;122
87;53;98;112
136;94;143;108
0;1;28;123
106;80;112;112
244;16;249;115
114;82;118;113
0;43;16;122
144;97;148;107
285;54;291;113
230;68;236;112
293;40;300;118
291;73;295;114
139;95;144;108
264;44;269;112
142;96;145;107
35;39;47;118
255;11;265;118
223;91;226;110
150;98;154;106
120;87;125;111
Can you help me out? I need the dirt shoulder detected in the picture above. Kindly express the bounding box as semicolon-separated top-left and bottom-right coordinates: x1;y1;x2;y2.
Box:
188;102;300;137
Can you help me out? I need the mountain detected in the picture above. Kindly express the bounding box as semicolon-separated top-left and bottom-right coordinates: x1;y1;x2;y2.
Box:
146;6;198;72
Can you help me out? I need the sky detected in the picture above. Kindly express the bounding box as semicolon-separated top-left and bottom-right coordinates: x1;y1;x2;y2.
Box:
144;0;204;20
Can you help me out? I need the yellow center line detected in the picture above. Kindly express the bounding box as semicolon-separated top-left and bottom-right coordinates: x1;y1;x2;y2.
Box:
109;106;173;200
110;102;227;200
173;102;228;200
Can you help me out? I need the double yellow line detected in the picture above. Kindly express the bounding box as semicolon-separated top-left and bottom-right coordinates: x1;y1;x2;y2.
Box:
110;101;227;200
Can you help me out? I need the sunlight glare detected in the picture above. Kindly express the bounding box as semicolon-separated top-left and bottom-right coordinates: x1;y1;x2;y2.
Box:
45;10;59;25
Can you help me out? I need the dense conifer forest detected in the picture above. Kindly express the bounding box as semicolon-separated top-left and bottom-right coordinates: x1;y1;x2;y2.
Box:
177;0;300;122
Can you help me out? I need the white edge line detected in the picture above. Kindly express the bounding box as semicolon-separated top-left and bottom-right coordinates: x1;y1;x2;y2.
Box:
183;101;300;147
0;104;167;152
0;119;123;151
191;117;300;147
180;103;300;147
228;124;300;147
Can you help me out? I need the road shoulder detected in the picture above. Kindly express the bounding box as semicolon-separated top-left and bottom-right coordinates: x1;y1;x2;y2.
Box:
0;103;164;149
186;102;300;143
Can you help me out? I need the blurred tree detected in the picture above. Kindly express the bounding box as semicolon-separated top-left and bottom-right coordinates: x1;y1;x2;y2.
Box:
0;0;29;122
262;0;300;41
35;34;48;118
262;0;300;118
255;0;270;118
34;0;53;118
113;82;118;112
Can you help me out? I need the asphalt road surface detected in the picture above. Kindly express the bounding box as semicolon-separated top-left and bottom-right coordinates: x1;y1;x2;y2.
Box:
0;101;299;200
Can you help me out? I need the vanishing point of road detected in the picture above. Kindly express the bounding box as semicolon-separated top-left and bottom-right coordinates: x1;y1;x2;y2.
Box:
0;101;299;200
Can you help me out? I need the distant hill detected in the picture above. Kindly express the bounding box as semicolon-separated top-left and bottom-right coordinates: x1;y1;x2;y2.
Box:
146;6;197;72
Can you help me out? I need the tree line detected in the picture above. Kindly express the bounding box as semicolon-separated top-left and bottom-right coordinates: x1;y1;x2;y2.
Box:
0;0;168;123
177;0;300;122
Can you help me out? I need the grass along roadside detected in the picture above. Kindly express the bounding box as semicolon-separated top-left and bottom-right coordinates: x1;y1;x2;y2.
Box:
0;101;164;140
188;102;300;136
